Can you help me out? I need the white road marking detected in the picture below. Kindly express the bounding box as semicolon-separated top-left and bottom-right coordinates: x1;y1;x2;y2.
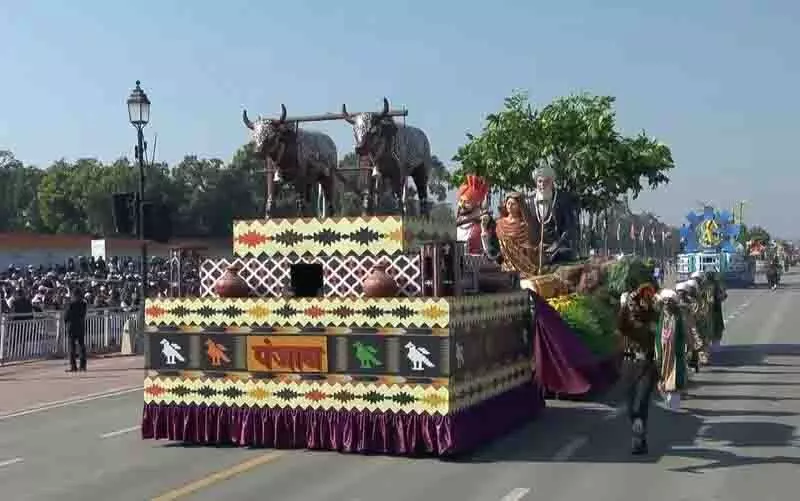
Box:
0;457;24;469
500;487;531;501
0;386;142;421
100;425;140;439
552;435;588;461
603;406;625;420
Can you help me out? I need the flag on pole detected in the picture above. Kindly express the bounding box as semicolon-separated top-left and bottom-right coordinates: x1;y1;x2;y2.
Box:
639;226;645;242
650;228;656;243
616;222;621;241
630;222;636;240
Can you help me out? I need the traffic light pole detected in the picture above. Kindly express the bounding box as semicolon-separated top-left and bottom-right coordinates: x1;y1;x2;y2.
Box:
136;127;148;305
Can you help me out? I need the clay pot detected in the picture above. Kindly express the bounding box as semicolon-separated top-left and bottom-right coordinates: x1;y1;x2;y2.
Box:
214;264;251;298
361;262;399;298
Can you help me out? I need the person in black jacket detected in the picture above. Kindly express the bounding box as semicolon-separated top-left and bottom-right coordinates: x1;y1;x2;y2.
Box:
64;288;88;372
11;288;34;320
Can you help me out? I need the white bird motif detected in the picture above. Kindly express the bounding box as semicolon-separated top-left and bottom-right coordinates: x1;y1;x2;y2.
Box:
404;342;435;371
160;338;185;365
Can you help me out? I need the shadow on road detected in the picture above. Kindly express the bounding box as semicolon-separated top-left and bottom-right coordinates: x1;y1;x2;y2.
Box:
455;406;614;464
696;379;800;387
462;402;799;473
667;420;800;473
706;369;800;376
698;394;800;402
686;408;797;418
458;341;800;472
0;366;144;382
711;344;800;367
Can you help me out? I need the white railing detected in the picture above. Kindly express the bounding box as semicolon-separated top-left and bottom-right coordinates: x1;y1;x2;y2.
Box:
0;308;143;364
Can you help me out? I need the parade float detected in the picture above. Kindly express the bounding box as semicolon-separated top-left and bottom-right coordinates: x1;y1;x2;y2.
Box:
140;102;544;456
677;206;752;286
456;168;644;398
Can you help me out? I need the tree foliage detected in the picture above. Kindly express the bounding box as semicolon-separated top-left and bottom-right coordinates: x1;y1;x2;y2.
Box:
745;225;771;244
451;91;675;214
0;146;453;238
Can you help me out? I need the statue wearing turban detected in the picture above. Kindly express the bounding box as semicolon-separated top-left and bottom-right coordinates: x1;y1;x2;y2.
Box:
455;175;500;259
530;166;576;264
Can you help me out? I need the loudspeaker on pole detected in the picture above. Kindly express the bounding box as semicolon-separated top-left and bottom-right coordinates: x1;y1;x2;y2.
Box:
112;192;135;235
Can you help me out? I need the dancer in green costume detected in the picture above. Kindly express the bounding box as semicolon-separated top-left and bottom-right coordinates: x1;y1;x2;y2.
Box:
660;283;689;409
706;271;727;356
686;276;707;369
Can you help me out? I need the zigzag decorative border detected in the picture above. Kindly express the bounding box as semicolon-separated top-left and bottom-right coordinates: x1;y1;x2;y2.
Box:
145;297;451;329
233;216;456;258
451;359;532;411
143;376;451;414
447;291;530;327
144;292;530;331
142;360;532;415
145;370;450;387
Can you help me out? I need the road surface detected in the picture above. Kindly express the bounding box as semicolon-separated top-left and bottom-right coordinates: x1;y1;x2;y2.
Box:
1;276;798;501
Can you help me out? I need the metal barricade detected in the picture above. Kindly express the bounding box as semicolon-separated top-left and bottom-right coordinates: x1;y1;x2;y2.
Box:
0;308;142;364
0;312;61;363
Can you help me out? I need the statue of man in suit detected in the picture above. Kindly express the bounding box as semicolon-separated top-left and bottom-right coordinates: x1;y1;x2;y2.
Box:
530;166;576;264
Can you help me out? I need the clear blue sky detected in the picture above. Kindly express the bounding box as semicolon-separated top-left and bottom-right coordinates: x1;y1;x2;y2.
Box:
1;1;798;236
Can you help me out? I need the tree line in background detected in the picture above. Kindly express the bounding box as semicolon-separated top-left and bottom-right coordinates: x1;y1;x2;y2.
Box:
0;147;453;238
2;90;758;252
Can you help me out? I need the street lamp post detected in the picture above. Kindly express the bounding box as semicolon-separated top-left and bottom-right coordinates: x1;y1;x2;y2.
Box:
736;200;747;225
127;80;151;305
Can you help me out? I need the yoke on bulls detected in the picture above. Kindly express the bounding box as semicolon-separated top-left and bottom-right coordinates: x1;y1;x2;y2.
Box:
341;97;432;217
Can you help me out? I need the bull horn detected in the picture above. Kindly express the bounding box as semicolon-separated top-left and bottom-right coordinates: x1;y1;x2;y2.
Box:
342;103;355;124
280;104;287;122
242;109;254;130
382;97;389;114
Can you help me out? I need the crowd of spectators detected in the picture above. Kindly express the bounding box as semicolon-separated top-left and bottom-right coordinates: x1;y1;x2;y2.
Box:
0;255;201;316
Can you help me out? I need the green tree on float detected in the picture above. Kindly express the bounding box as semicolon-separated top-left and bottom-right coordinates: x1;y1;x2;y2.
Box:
736;223;749;245
450;90;675;216
745;225;771;245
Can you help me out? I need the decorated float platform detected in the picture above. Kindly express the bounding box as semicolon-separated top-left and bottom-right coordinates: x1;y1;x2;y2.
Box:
141;216;544;456
517;260;628;399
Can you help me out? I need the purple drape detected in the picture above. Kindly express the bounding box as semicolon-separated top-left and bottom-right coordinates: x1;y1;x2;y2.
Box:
141;382;545;456
532;294;619;397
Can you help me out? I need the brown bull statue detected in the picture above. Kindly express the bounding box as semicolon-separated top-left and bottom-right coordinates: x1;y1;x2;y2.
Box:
243;105;340;218
341;98;431;217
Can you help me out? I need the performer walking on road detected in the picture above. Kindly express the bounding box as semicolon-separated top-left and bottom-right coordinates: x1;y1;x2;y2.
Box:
64;288;88;372
617;284;660;455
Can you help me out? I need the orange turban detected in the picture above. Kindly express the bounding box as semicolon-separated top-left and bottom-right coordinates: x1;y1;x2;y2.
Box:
457;175;490;206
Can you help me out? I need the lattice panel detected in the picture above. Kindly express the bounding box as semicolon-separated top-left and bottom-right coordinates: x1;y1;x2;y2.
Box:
461;253;493;293
463;254;492;273
200;254;421;298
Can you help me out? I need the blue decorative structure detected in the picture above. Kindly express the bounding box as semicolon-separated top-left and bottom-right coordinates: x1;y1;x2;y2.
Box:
679;206;740;253
677;205;752;286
